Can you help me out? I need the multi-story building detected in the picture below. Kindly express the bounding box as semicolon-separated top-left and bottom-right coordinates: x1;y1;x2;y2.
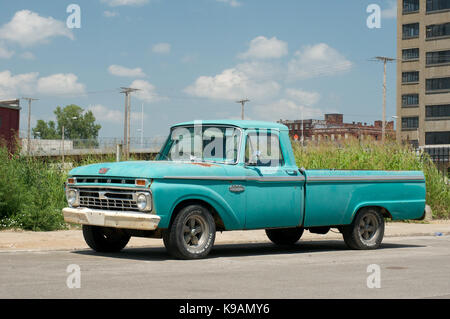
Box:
278;114;395;142
397;0;450;147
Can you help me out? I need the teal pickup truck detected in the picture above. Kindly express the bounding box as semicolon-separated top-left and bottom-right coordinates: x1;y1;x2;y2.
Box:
63;120;426;259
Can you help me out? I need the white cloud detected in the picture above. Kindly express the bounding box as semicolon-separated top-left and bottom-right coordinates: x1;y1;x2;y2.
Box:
103;11;119;18
152;42;171;54
216;0;242;7
184;65;280;101
285;88;320;106
288;43;352;80
37;73;86;96
0;70;38;99
130;80;162;103
0;71;86;99
101;0;149;6
108;65;146;77
0;43;14;59
239;36;288;60
0;10;73;47
88;104;123;124
382;1;397;19
20;52;36;60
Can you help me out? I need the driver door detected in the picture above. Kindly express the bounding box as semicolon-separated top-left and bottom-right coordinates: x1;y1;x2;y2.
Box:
243;129;304;229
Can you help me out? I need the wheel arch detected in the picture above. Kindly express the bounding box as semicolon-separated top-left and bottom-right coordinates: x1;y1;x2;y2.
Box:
351;204;392;222
169;198;227;231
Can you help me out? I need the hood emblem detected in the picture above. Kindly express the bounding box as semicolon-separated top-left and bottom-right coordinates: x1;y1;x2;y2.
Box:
99;168;110;174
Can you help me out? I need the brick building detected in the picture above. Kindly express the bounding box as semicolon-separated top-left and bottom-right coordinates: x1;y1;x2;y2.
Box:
0;99;21;152
278;113;395;142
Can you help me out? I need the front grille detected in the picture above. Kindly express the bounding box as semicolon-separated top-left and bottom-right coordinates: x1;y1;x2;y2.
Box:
78;188;139;211
75;177;135;185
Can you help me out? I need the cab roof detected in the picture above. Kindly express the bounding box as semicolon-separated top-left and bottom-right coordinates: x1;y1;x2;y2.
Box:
171;120;288;131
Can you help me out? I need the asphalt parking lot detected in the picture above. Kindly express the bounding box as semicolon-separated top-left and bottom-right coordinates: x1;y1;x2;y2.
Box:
0;235;449;299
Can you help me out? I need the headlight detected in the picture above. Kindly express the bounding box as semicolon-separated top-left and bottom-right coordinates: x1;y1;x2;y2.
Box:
66;189;79;207
135;192;152;212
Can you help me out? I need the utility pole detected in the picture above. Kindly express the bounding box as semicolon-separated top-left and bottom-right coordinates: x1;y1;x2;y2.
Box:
21;97;38;155
236;99;250;120
373;57;395;144
120;87;139;160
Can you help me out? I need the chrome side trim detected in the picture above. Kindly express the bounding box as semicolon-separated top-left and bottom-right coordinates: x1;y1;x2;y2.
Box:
163;176;306;182
306;175;425;182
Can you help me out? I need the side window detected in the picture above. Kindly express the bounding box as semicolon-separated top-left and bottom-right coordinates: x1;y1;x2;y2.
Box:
245;132;284;167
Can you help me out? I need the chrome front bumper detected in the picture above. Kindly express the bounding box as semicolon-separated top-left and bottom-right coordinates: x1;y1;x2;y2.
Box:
62;207;160;230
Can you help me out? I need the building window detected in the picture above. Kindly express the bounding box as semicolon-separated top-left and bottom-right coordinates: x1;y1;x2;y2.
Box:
426;77;450;92
426;104;450;118
426;50;450;65
402;94;419;107
402;71;419;83
404;0;420;12
403;23;420;39
425;131;450;145
402;48;419;60
402;116;419;129
426;23;450;38
426;0;450;12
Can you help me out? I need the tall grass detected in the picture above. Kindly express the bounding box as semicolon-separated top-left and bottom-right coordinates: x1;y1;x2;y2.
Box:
0;147;146;230
292;139;449;218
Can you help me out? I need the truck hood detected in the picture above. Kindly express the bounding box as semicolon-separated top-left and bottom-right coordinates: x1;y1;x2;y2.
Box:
69;160;228;179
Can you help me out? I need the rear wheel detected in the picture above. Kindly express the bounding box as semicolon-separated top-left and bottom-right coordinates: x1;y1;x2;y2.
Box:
342;208;385;250
163;205;216;259
82;225;130;253
265;227;304;245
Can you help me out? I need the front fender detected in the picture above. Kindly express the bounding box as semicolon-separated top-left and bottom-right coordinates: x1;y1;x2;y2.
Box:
151;180;244;230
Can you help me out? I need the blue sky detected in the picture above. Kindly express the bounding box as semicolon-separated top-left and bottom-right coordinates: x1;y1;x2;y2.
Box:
0;0;398;138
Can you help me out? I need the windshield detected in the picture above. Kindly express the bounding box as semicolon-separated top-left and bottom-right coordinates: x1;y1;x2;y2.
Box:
157;125;241;164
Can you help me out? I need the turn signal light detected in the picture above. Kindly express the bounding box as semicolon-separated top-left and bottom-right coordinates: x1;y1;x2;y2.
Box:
135;179;147;186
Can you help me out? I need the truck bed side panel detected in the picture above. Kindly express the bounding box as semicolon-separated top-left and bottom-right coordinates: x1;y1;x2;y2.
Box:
303;170;426;227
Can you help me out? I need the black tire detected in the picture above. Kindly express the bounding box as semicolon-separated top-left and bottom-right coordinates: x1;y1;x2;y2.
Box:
82;225;131;253
265;227;304;245
342;207;385;250
163;205;216;259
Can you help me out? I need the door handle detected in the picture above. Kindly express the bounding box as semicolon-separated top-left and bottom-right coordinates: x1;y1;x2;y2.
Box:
285;169;298;175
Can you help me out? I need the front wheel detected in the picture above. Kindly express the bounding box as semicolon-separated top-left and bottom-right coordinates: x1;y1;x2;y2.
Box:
342;208;385;250
163;205;216;259
82;225;131;253
265;227;304;245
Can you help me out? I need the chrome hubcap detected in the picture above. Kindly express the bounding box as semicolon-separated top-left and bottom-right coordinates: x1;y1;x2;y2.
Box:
183;214;207;248
359;214;378;241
